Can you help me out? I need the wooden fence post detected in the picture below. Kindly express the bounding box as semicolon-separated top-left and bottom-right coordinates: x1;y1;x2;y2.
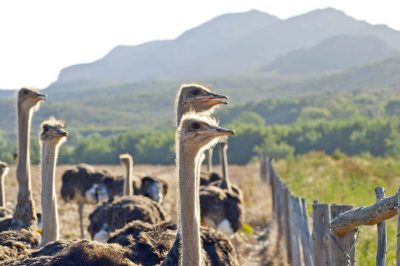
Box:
375;187;386;266
259;153;266;182
396;190;400;266
265;155;272;185
330;204;355;266
312;202;332;266
288;195;302;266
271;166;279;215
283;185;292;264
300;198;313;266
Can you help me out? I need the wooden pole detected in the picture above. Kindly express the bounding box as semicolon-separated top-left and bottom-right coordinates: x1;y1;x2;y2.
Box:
330;204;355;266
331;192;398;235
288;195;302;266
375;187;386;266
312;202;332;266
283;185;292;264
300;198;313;266
396;190;400;266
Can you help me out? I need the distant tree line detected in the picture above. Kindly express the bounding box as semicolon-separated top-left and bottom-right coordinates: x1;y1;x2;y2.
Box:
1;115;399;165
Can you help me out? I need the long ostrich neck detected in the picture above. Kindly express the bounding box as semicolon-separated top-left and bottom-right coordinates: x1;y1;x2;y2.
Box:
0;170;6;207
123;160;133;196
40;141;60;246
220;143;231;191
206;149;213;173
179;144;201;266
176;102;185;127
13;105;36;228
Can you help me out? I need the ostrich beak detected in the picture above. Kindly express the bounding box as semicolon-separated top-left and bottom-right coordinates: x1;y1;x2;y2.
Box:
55;128;68;137
34;92;48;102
205;126;235;137
196;92;228;106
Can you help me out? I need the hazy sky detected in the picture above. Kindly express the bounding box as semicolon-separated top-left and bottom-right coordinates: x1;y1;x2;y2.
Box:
1;0;399;89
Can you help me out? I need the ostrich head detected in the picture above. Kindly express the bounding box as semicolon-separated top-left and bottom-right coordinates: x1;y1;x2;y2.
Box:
176;84;228;124
40;118;68;145
119;153;134;166
18;87;47;112
0;161;9;177
178;114;235;154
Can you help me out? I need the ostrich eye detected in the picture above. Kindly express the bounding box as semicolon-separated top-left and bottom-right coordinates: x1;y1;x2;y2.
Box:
43;125;50;132
191;89;201;96
20;90;28;95
191;122;201;130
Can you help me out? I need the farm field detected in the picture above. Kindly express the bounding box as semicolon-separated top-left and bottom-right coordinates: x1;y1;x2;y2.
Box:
3;163;282;265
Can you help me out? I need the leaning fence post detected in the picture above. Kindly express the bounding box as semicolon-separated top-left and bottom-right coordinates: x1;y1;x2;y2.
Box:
330;204;355;266
375;187;386;266
312;202;332;266
396;190;400;266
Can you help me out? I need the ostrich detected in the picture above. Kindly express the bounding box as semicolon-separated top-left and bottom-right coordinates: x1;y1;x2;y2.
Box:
87;153;171;241
120;153;168;203
0;88;46;261
0;161;12;218
13;88;47;229
88;195;168;241
108;114;239;266
199;139;244;235
60;164;124;238
38;118;68;246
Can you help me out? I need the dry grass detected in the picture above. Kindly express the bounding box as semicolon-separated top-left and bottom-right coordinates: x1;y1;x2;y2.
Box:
3;163;284;265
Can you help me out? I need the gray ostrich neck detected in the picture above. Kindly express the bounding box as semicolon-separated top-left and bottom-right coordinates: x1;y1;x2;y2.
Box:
220;143;231;191
124;160;133;196
40;142;60;246
179;145;201;266
13;105;36;228
0;171;6;207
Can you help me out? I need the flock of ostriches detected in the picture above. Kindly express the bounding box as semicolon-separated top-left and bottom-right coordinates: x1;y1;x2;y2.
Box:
0;84;245;266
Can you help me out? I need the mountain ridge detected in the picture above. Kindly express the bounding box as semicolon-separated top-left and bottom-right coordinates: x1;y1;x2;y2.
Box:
52;7;400;86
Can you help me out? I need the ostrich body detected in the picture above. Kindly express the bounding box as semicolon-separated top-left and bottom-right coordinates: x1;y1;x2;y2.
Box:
0;162;11;218
109;114;239;266
13;88;47;229
39;118;68;246
88;195;167;240
60;164;124;238
3;239;136;266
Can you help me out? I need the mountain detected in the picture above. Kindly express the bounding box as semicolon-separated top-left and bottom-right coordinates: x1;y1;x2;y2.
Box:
51;8;400;86
55;10;280;84
263;35;399;74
